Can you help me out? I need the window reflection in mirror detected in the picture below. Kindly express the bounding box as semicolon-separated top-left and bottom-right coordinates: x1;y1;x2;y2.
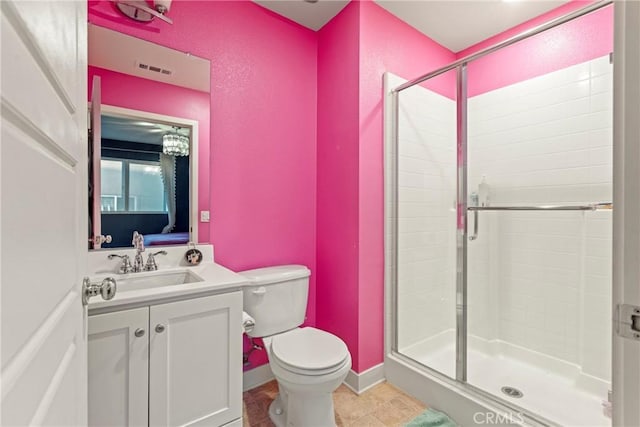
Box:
100;159;165;212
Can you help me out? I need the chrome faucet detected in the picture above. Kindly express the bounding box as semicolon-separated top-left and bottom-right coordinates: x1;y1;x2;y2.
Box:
132;231;145;272
144;250;168;271
108;254;133;274
109;233;163;274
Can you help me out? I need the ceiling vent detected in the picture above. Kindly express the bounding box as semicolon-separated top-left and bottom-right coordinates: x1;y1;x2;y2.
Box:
136;61;173;76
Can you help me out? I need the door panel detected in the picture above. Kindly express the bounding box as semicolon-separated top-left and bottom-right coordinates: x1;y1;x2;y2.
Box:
613;1;640;426
89;308;149;427
9;0;81;104
390;70;459;379
149;292;242;427
2;301;83;425
0;0;88;425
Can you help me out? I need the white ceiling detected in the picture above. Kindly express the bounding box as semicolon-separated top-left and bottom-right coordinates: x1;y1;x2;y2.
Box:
252;0;569;52
375;0;569;52
102;115;190;145
253;0;350;31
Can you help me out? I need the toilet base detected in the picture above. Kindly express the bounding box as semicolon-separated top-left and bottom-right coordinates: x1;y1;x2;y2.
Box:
268;390;338;427
268;396;286;427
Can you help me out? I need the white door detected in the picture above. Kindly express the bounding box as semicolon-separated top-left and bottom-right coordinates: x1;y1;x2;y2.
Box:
1;1;89;426
613;1;640;426
149;292;243;427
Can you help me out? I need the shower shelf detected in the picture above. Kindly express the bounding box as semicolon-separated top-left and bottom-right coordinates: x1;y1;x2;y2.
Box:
466;202;612;241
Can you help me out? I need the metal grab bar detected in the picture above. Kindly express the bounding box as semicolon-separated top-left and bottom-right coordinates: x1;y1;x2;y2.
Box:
466;202;612;241
468;202;612;212
469;209;478;240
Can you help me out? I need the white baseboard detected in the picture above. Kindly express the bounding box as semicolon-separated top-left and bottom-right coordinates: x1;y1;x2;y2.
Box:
343;363;386;395
243;362;386;395
243;364;274;392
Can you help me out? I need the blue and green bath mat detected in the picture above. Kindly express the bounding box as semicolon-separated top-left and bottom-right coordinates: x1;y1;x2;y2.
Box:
405;408;458;427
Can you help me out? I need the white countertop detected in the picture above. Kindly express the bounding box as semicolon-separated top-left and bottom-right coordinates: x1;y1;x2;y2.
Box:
88;248;249;314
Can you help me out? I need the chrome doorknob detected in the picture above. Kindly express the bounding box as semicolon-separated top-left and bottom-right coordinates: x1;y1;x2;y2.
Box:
100;277;117;300
134;328;145;338
155;324;166;333
82;277;117;305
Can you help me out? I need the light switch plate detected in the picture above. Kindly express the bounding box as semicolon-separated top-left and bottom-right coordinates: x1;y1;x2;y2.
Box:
200;210;210;222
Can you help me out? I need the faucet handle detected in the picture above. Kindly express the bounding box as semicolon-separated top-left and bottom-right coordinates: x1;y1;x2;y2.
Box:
144;250;167;271
133;231;145;252
108;254;133;274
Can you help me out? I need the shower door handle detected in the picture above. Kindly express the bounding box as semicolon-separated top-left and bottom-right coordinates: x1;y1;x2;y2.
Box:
469;209;479;241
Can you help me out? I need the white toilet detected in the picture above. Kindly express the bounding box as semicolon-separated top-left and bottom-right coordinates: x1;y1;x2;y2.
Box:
240;265;351;427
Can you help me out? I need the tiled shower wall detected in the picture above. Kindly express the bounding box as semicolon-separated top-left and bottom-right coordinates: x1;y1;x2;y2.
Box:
393;74;457;351
467;55;613;383
392;55;612;385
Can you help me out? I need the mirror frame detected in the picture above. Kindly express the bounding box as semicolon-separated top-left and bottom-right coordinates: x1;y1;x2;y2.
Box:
98;104;199;247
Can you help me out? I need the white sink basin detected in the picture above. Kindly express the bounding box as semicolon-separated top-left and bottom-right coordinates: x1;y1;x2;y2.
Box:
117;270;205;292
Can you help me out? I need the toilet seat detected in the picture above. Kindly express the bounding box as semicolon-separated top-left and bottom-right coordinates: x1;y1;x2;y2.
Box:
270;327;349;376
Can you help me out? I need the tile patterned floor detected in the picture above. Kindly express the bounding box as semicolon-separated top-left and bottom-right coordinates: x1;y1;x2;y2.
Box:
242;380;427;427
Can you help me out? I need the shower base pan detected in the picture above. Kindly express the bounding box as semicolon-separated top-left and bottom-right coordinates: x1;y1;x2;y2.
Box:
401;338;610;426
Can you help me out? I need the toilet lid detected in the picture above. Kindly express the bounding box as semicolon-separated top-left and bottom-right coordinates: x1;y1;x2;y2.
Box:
271;328;349;372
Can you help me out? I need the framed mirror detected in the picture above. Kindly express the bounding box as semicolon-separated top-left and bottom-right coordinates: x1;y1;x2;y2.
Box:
88;23;210;250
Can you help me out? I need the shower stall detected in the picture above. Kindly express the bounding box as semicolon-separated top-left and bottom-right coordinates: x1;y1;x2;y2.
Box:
385;2;614;426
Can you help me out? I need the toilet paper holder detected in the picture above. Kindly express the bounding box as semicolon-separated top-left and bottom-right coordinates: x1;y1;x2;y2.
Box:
241;312;259;367
242;311;255;334
242;337;263;367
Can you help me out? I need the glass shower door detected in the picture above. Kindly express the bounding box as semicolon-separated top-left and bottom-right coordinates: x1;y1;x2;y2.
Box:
464;47;613;426
390;6;613;426
393;69;458;379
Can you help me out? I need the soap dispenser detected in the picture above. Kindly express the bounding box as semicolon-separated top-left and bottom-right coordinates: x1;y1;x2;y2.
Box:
478;175;490;207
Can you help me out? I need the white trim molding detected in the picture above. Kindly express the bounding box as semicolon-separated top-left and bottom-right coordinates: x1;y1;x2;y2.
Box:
242;363;386;395
242;364;274;392
613;1;640;426
343;363;386;395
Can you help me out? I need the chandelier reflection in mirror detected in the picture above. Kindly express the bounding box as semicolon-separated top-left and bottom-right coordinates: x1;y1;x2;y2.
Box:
162;128;189;156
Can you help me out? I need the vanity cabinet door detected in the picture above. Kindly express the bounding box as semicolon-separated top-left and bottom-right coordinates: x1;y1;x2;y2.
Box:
88;307;149;427
149;292;243;427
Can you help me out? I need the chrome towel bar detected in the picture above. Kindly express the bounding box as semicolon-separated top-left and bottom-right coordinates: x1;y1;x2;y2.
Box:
467;202;612;241
468;202;612;212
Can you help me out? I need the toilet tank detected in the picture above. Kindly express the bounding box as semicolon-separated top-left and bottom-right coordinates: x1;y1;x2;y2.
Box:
239;265;310;338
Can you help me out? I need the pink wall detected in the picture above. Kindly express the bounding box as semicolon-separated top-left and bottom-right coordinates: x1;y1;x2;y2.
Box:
316;1;456;373
317;0;611;373
88;66;211;241
357;1;456;372
89;1;318;370
316;1;361;371
459;2;613;96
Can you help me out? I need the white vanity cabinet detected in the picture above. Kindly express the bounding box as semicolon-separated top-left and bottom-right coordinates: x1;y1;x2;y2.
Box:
89;291;243;427
89;307;149;427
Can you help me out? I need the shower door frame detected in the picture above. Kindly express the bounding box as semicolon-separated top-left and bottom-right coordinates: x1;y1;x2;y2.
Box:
387;0;615;424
